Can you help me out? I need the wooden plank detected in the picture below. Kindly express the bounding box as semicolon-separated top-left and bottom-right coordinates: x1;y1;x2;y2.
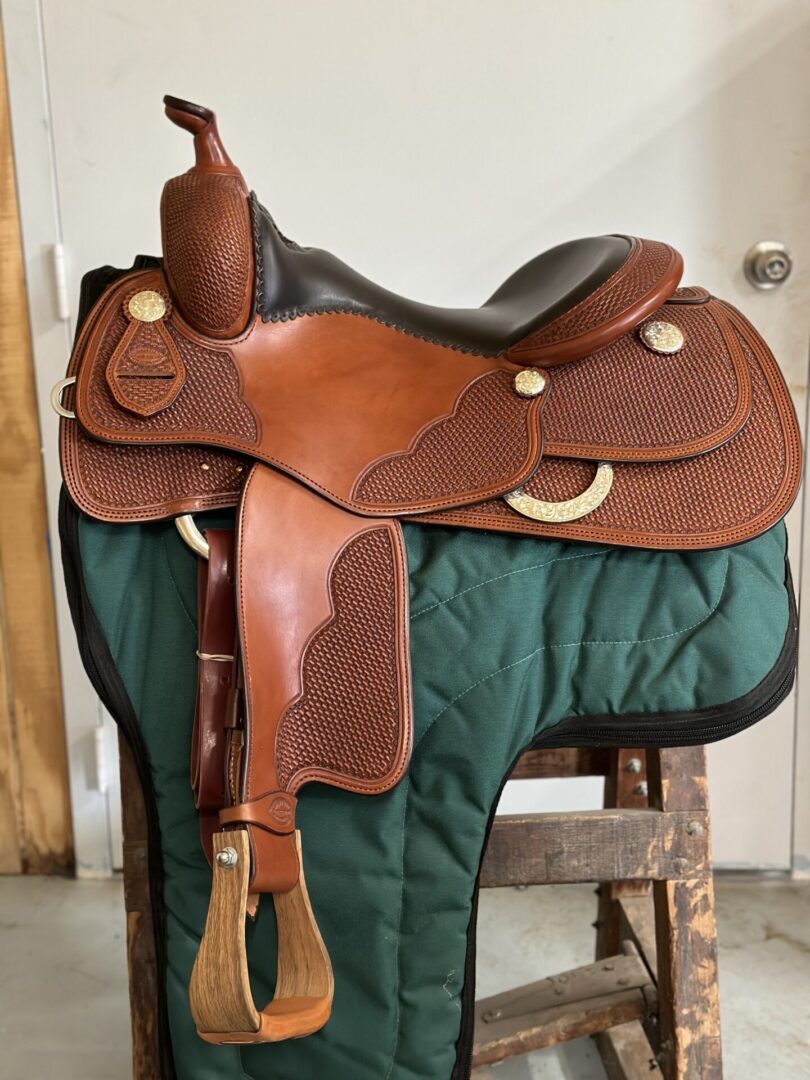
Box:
0;22;72;873
476;953;651;1024
596;750;651;961
119;734;160;1078
595;1020;661;1078
473;977;654;1069
481;809;709;887
509;746;612;780
0;587;22;872
646;746;709;814
0;23;26;875
653;877;722;1078
648;748;723;1078
619;895;658;981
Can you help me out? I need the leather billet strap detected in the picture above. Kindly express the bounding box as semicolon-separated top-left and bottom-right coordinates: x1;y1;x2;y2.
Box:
191;462;412;1042
191;528;239;863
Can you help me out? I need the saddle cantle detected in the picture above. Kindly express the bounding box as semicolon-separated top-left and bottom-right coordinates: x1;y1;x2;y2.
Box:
55;97;801;1046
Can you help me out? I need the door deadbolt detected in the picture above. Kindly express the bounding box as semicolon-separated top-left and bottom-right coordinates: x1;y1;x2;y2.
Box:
744;241;792;289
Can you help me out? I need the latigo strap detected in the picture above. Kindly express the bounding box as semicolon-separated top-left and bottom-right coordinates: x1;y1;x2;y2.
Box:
191;528;238;862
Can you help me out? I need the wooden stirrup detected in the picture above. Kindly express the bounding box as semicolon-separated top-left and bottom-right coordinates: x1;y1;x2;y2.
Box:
190;829;333;1044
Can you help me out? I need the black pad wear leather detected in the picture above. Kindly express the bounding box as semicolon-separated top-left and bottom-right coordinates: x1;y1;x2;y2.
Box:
254;198;631;355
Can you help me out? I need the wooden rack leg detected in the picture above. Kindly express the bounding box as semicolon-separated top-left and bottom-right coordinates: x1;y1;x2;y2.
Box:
594;748;660;1077
647;747;722;1079
595;748;652;961
119;733;161;1078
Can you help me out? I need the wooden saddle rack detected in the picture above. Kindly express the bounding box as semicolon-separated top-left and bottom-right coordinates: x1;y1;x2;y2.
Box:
54;97;800;1045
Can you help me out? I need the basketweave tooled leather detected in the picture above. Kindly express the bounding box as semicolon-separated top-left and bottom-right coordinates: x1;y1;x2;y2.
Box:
420;303;800;549
160;101;254;339
106;288;186;418
60;292;249;520
505;237;684;366
540;298;751;461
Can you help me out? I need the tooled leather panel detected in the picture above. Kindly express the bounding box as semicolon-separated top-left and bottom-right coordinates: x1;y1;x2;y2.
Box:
64;424;246;521
84;306;258;442
507;239;681;363
543;300;749;460
352;370;540;507
106;298;186;417
670;286;711;303
161;171;253;338
512;239;676;347
275;527;403;792
418;313;800;548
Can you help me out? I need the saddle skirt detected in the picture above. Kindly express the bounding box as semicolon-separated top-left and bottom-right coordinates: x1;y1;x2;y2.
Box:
56;96;801;1049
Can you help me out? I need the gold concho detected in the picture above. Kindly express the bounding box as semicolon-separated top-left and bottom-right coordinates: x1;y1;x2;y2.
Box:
639;320;684;355
127;289;167;323
504;462;614;523
513;368;546;398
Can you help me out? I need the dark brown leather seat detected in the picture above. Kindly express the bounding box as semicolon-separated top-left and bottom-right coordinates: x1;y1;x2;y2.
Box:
256;201;632;354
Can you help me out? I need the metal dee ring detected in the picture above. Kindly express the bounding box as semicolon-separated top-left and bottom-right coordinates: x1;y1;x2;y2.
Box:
504;462;614;523
51;376;77;419
175;515;211;559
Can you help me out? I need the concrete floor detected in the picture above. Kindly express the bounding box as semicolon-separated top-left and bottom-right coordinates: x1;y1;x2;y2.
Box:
0;877;808;1078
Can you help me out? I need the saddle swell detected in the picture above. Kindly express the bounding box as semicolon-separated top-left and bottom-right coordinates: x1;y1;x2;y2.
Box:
160;97;254;339
55;98;801;1049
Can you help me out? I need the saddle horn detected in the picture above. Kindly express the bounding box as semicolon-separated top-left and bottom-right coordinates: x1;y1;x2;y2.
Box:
160;96;254;339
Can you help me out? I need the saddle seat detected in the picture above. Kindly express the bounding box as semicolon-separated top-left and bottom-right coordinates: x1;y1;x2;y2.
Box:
257;206;683;363
259;209;631;354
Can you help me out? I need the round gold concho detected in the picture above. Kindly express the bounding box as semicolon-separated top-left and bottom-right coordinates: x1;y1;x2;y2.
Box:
127;289;168;323
513;369;546;398
639;320;684;355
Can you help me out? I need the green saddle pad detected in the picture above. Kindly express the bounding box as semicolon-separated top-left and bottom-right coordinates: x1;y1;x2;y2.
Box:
60;498;795;1080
